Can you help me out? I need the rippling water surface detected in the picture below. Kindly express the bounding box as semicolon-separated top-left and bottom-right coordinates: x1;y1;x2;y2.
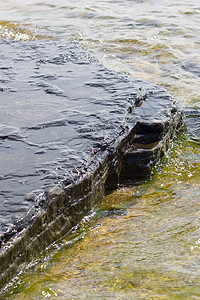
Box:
1;0;200;103
0;0;200;298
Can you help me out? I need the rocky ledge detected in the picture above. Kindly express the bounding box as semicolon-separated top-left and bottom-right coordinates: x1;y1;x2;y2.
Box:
0;39;183;288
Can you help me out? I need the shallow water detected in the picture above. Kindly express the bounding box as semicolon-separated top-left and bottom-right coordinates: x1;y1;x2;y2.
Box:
2;134;200;299
0;0;200;298
1;0;199;103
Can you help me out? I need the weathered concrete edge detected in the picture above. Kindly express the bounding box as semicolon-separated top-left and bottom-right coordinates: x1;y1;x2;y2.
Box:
0;105;184;289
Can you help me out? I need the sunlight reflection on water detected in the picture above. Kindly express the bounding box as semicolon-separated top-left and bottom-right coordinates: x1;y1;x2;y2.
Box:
0;0;200;103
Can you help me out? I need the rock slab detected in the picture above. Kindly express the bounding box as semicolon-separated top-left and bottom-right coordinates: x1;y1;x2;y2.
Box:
0;39;183;288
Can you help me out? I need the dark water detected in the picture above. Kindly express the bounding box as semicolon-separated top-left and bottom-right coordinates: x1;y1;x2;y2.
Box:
0;0;200;298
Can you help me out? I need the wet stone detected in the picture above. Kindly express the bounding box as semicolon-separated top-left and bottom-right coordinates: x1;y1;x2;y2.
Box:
0;39;183;287
185;107;200;141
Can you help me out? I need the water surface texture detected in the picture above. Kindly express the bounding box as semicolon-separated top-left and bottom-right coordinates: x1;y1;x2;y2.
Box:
1;0;200;103
0;0;200;298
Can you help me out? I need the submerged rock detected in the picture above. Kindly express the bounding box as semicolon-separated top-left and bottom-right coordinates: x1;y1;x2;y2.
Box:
184;107;200;142
0;39;183;288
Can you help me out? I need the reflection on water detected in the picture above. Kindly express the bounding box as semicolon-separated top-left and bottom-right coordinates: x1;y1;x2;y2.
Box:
0;21;52;41
0;0;200;298
2;134;200;299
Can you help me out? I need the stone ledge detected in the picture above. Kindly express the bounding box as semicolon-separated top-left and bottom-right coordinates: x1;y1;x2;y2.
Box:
0;39;183;289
